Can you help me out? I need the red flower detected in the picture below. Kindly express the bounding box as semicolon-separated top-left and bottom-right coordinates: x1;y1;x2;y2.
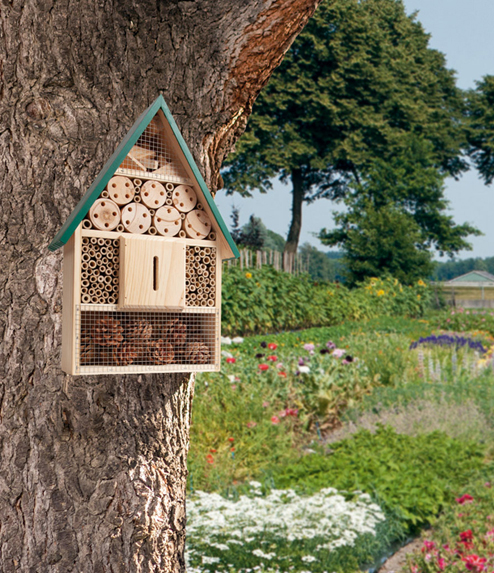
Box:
209;448;217;453
456;494;474;505
462;554;487;572
437;557;446;571
278;371;287;378
258;364;269;371
422;540;436;552
268;343;277;350
267;355;278;362
271;415;280;425
246;421;257;428
206;454;214;464
228;437;234;442
226;357;236;364
461;530;474;542
230;447;235;452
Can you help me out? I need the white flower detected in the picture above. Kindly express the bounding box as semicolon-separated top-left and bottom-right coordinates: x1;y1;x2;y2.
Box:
252;549;276;560
299;366;310;374
301;555;317;562
202;556;220;564
232;336;244;344
221;350;233;358
227;375;236;383
221;336;232;345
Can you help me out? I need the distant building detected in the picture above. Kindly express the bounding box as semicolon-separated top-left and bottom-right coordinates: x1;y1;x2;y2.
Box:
442;271;494;308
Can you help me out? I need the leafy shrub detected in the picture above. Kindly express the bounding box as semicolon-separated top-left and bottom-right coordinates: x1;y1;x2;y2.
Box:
433;308;494;337
270;425;489;531
221;266;432;335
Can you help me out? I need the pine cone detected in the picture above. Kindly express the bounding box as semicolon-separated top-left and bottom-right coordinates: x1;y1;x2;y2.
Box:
161;319;187;347
80;329;97;365
125;319;153;356
93;316;124;346
113;342;139;366
148;339;175;365
184;341;210;364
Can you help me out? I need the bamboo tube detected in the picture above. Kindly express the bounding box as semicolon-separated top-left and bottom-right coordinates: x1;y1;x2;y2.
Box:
134;195;142;203
149;209;156;216
116;224;125;232
91;296;99;304
166;183;174;191
81;262;89;271
148;226;157;235
108;296;116;304
203;256;210;265
202;271;209;279
112;277;119;285
179;230;186;238
95;253;102;261
82;219;93;230
112;239;119;247
90;238;98;244
82;237;89;245
88;288;96;296
112;285;119;293
82;253;90;262
204;247;211;255
81;272;89;280
207;299;214;307
186;272;192;279
101;190;109;198
96;238;104;246
105;284;112;292
107;251;114;260
208;232;216;241
82;246;89;254
134;179;142;187
89;260;96;269
101;257;108;266
194;246;201;253
82;294;91;303
100;247;107;255
104;276;112;284
197;202;203;210
82;279;90;288
189;284;196;292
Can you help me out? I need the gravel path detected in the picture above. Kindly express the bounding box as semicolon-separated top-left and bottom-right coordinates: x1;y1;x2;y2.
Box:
377;538;423;573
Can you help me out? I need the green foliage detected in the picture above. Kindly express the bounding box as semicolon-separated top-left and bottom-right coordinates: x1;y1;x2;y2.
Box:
271;426;489;531
432;256;494;281
299;243;346;282
467;75;494;185
221;266;432;336
433;308;494;337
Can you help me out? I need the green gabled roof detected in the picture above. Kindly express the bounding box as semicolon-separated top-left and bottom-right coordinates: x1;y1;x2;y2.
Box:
48;95;239;259
446;270;494;284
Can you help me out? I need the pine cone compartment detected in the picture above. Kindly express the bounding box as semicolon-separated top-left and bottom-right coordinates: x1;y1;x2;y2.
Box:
161;319;187;347
148;339;175;365
93;317;124;346
184;342;210;364
113;342;139;366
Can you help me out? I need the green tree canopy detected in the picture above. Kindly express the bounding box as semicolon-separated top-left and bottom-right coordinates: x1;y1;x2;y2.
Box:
223;0;469;256
467;75;494;185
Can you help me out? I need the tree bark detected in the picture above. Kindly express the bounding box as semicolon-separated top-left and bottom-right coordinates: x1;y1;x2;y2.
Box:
0;1;320;571
284;168;305;265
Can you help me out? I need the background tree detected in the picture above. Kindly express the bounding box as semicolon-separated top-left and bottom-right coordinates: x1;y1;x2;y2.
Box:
467;75;494;185
223;0;468;258
298;243;346;281
320;135;480;283
0;1;320;570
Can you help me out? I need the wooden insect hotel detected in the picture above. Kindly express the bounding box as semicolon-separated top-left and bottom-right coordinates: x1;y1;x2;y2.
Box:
49;95;239;375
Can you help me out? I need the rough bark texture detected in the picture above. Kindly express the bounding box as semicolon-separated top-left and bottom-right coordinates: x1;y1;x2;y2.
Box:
284;168;305;257
0;1;320;571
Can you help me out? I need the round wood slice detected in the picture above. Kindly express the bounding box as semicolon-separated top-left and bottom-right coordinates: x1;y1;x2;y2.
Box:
121;202;152;234
141;180;167;209
107;176;135;205
184;209;212;239
154;206;182;237
172;185;197;213
89;199;121;231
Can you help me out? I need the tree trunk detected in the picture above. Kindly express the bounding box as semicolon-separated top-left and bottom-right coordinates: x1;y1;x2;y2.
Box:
284;168;305;269
0;1;320;571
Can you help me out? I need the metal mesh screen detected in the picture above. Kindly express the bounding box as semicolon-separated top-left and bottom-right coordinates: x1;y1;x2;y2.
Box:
75;307;218;372
186;245;216;307
118;112;190;182
81;237;119;304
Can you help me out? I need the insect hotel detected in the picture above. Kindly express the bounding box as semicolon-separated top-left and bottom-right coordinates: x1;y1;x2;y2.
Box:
49;95;239;375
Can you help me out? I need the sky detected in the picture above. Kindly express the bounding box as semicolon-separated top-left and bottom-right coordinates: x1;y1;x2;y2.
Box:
214;0;494;260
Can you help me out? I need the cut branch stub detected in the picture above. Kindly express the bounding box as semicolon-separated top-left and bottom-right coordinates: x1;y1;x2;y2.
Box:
172;185;197;213
107;176;135;205
141;180;167;209
89;199;121;231
121;202;152;234
154;206;182;237
184;210;212;239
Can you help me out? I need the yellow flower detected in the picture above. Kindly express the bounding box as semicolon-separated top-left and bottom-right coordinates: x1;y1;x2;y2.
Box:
245;272;252;279
417;294;421;300
394;278;398;286
417;279;426;287
377;289;385;296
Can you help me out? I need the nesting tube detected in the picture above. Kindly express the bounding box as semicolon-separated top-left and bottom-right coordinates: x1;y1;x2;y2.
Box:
165;198;173;206
90;238;98;244
82;294;91;303
179;230;186;238
134;179;142;187
148;226;157;235
208;232;216;241
134;195;142;203
166;183;174;191
82;237;89;245
101;190;109;198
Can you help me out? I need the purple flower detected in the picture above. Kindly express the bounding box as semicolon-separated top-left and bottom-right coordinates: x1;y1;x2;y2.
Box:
298;357;305;366
326;341;336;350
255;353;265;359
303;343;315;353
260;341;267;348
320;349;330;355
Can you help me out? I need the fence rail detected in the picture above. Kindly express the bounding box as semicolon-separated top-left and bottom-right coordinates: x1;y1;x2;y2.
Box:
225;248;309;275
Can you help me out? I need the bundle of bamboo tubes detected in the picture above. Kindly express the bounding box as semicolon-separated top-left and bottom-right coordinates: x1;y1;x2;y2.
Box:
80;237;119;304
185;245;216;307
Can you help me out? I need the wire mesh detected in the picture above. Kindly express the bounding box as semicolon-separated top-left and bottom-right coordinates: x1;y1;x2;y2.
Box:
75;307;219;372
186;245;216;307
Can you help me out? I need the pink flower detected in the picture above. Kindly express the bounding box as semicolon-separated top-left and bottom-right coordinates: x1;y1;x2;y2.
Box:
271;416;280;425
276;362;284;369
332;348;346;358
438;557;446;571
226;357;236;364
460;530;473;542
456;494;474;505
268;343;277;350
246;421;257;428
303;343;315;353
279;407;298;418
267;355;278;361
258;364;269;371
423;540;436;552
262;401;270;408
462;554;487;572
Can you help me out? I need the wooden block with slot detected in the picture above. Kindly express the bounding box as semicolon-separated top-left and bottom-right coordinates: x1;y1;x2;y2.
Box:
119;236;186;308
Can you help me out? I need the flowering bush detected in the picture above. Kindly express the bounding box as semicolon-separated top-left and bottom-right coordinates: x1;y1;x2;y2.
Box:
186;483;392;573
407;478;494;573
433;309;494;338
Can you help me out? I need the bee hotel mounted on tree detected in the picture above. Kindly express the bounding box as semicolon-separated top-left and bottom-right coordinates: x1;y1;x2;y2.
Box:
49;95;239;375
